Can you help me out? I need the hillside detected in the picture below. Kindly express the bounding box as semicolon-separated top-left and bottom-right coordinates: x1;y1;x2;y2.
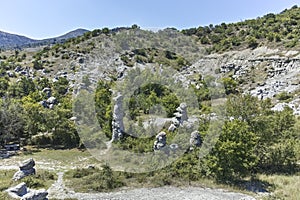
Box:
182;5;300;53
0;28;89;49
0;5;300;200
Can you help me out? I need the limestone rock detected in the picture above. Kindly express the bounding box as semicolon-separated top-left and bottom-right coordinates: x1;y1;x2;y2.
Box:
13;168;36;181
111;93;125;141
6;182;48;200
153;131;167;150
21;189;48;200
13;158;36;181
190;130;202;150
6;182;27;198
19;158;35;170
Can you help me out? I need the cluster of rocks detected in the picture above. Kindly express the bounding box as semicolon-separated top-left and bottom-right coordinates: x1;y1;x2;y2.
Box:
13;158;36;181
6;158;48;200
271;100;300;115
6;182;48;200
14;66;32;77
153;103;202;151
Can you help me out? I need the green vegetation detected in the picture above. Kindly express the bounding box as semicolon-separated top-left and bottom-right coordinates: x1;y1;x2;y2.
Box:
0;169;56;198
1;6;300;199
182;5;300;53
121;48;191;70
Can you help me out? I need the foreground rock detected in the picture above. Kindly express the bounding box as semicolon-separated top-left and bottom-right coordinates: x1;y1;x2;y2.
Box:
13;158;36;181
6;182;48;200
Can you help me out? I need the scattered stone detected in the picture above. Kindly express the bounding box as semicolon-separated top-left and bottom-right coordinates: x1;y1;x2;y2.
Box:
46;96;57;104
42;87;51;97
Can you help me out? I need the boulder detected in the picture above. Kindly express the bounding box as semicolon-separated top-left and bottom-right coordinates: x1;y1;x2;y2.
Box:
6;182;27;198
13;168;36;181
13;158;36;181
46;96;57;104
168;124;177;132
189;130;202;150
20;158;35;170
6;182;48;200
21;189;48;200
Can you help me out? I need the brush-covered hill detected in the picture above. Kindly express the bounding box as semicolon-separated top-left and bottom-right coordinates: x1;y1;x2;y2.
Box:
182;5;300;53
0;5;300;200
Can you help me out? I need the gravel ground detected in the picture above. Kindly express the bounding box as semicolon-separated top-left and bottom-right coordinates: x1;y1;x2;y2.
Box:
47;172;256;200
72;187;256;200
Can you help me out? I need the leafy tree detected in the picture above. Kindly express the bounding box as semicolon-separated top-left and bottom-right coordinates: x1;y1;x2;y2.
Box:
207;120;258;180
0;99;25;146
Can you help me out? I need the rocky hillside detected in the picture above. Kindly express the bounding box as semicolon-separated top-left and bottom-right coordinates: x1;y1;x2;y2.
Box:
0;28;89;49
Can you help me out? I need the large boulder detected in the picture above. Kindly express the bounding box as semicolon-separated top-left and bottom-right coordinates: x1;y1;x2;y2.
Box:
6;182;27;198
19;158;35;170
6;182;48;200
13;158;36;181
21;189;48;200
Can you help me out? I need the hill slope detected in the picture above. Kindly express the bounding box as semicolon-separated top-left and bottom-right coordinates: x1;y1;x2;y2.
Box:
0;28;89;49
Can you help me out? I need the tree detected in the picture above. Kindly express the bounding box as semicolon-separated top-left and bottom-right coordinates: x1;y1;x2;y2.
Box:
207;120;258;180
0;99;25;146
247;36;259;49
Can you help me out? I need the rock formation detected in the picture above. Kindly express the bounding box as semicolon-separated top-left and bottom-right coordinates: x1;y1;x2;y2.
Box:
189;130;202;150
111;93;125;142
13;158;36;181
153;131;167;150
168;103;188;132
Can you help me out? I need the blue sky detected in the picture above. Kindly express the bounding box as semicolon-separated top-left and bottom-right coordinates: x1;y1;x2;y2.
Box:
0;0;299;39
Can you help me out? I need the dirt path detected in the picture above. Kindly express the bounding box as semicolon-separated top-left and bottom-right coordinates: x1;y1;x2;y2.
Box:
47;171;256;200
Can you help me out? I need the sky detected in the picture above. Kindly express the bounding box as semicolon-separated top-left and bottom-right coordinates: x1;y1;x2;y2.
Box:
0;0;299;39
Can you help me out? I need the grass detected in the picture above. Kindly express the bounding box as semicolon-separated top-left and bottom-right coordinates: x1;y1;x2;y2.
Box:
0;169;56;199
64;165;256;198
7;147;101;170
258;173;300;200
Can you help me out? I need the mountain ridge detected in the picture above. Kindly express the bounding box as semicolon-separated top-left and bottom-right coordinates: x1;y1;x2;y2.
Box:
0;28;89;49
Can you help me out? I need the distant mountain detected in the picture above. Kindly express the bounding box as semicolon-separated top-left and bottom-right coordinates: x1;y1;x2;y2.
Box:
0;28;89;49
0;31;35;49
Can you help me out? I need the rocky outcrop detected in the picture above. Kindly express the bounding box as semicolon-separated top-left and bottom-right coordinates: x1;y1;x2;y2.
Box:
111;93;125;142
6;182;48;200
13;158;36;181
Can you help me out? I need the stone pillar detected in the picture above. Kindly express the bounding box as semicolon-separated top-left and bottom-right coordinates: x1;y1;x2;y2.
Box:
111;93;124;142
